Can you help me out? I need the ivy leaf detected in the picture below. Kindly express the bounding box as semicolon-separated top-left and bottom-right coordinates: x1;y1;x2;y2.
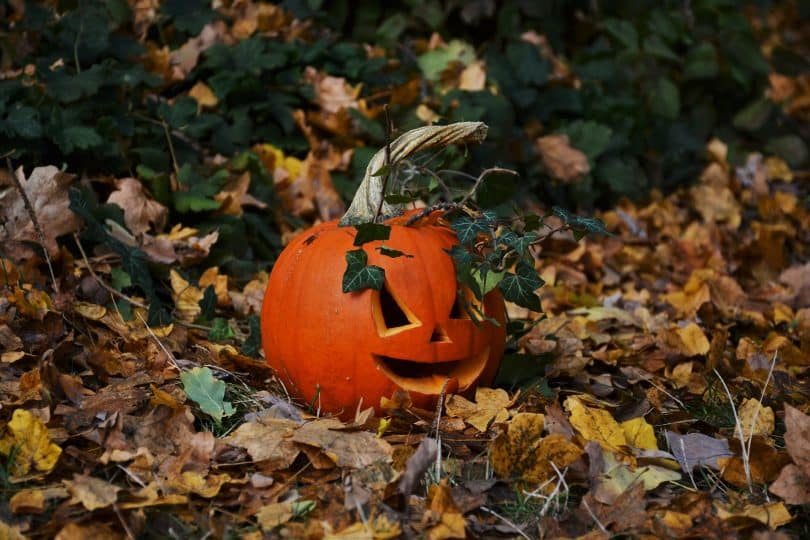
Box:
181;367;235;422
208;318;235;341
472;266;505;295
552;207;612;237
240;315;261;357
199;285;217;320
451;216;490;245
342;249;385;293
499;261;544;311
447;245;475;268
353;223;391;246
498;231;538;256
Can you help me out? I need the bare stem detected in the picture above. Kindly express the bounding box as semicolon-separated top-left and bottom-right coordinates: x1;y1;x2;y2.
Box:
6;159;59;293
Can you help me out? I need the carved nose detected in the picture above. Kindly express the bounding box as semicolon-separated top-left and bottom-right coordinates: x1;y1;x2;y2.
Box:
430;325;452;343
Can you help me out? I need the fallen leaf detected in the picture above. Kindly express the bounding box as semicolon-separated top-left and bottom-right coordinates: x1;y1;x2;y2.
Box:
0;408;62;477
188;81;218;109
675;323;711;356
64;473;121;511
565;395;626;451
292;418;393;468
738;398;775;438
665;431;733;472
398;437;438;498
170;269;203;322
536;134;590;183
592;447;681;504
256;502;294;531
221;418;301;468
0;165;79;260
491;413;582;484
107;177;167;236
445;387;513;432
715;500;792;529
180;367;235;422
620;417;658;450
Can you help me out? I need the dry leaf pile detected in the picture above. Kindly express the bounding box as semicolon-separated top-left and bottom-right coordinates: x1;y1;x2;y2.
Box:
1;135;808;538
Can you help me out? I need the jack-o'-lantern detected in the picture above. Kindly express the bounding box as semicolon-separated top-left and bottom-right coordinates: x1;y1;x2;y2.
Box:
261;123;506;415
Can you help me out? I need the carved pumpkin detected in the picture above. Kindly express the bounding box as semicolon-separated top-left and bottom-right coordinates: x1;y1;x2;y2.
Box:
261;122;506;415
261;210;506;415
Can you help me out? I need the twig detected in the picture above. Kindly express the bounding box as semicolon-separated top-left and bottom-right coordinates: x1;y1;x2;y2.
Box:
373;105;394;224
136;311;181;371
112;504;135;540
6;159;59;293
743;350;778;501
73;233;148;309
713;368;752;491
405;202;461;226
160;119;180;174
458;167;518;207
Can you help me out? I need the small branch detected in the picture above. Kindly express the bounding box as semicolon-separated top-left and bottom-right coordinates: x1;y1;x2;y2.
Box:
373;105;393;224
6;159;59;293
458;167;518;207
405;203;462;226
73;233;148;309
160;119;180;175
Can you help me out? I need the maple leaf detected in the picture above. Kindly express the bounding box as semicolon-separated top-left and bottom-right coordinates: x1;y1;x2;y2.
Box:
0;409;62;478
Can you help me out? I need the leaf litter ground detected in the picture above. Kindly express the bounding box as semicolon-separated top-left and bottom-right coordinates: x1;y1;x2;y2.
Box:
2;140;810;539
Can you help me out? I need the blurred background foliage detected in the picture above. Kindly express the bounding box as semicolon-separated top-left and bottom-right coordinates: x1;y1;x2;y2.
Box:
1;0;807;273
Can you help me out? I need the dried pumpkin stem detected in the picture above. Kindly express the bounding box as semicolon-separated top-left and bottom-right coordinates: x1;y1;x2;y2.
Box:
339;122;488;226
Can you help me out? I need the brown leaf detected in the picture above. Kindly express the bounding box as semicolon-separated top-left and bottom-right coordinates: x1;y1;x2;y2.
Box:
536;134;590;183
64;473;121;510
783;404;810;475
0;166;79;260
107;177;168;235
221;418;301;469
291;418;393;469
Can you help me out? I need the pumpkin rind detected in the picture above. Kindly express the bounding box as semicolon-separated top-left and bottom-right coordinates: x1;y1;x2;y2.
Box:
261;212;506;416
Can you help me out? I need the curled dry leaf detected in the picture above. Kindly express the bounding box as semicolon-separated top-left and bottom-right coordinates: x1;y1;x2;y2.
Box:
536;134;590;183
0;166;79;260
64;473;121;511
107;177;168;236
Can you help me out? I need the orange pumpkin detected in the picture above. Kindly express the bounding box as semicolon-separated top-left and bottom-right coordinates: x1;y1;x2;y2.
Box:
261;210;505;415
260;122;506;415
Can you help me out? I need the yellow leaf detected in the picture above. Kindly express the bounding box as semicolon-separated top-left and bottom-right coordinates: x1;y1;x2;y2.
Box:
427;512;466;540
9;488;45;513
675;323;710;356
738;398;775;438
256;502;294;530
199;266;229;306
188;81;218;109
565;396;625;451
170;269;202;322
620;417;657;450
656;510;692;530
0;521;26;540
72;301;107;320
715;501;792;529
0;409;62;477
166;471;231;498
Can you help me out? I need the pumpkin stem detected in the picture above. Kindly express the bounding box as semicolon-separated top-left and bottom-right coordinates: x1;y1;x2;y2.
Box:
338;122;488;226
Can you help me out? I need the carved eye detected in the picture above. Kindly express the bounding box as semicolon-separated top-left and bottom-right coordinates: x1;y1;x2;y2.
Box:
372;286;421;337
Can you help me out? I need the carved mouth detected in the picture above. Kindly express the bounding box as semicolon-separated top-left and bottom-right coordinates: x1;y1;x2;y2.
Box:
374;347;490;395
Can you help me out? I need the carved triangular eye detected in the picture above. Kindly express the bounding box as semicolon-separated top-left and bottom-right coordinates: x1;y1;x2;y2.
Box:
372;285;421;337
380;287;410;328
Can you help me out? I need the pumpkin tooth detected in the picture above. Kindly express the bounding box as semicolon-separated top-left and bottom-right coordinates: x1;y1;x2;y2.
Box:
374;347;490;395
